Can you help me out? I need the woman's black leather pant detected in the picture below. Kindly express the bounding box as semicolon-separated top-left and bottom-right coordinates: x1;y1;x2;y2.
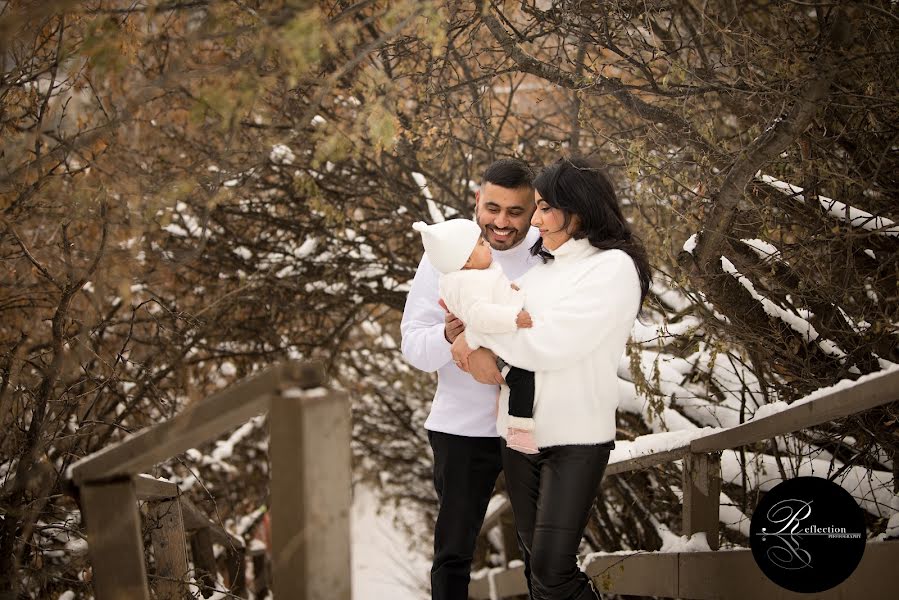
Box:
502;440;613;600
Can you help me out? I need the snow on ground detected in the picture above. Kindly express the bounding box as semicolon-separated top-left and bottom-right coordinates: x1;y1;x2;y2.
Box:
352;485;430;600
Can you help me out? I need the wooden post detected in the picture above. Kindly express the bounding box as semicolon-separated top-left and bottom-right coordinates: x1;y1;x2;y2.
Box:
81;477;150;600
148;499;190;600
682;452;721;551
189;527;217;599
250;548;270;599
270;388;352;600
224;546;247;598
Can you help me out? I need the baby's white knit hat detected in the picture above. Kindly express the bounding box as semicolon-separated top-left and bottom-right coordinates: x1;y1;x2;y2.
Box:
412;219;482;274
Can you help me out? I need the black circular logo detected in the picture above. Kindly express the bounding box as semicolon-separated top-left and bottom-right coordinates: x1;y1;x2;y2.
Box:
750;476;865;593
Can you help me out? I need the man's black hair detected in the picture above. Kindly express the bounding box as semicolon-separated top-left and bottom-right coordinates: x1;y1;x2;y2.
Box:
483;158;534;190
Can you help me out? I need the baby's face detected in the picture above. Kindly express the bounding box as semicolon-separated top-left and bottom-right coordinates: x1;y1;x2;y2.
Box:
463;237;492;270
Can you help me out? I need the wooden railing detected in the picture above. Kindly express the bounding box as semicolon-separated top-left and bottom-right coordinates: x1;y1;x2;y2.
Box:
134;474;248;598
470;368;899;600
67;361;351;600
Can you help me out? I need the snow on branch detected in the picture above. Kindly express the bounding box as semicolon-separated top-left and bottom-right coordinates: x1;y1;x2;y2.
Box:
757;174;899;237
682;232;698;254
720;256;847;360
740;238;782;263
411;172;447;223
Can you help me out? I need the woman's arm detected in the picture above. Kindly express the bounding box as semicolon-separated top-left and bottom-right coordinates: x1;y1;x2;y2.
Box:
460;252;641;371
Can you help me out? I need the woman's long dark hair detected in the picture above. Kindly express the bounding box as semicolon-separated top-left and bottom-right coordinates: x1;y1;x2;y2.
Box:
531;156;652;305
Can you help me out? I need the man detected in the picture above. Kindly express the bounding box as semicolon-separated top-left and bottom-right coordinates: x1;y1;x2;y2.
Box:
401;158;539;599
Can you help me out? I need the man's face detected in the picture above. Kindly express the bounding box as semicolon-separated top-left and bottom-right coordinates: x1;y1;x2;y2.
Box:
475;182;535;251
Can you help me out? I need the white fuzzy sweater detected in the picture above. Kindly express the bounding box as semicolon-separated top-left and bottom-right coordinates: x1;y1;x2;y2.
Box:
439;262;524;343
465;238;641;447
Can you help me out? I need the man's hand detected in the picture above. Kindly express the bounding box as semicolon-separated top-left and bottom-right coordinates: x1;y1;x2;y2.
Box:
468;349;504;385
451;333;503;383
438;299;464;343
451;331;474;367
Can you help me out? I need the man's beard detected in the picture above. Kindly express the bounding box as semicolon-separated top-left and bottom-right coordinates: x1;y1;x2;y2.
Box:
483;224;525;250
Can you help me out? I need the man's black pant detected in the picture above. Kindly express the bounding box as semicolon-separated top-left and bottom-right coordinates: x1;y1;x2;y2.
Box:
428;430;503;600
502;440;613;600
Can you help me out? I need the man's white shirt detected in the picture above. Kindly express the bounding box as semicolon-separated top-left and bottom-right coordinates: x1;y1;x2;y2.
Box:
401;226;541;437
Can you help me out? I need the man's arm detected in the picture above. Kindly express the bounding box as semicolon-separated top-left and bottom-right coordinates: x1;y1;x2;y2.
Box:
400;256;455;373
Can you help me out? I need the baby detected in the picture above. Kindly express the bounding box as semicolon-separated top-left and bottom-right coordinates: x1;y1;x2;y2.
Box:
413;219;538;454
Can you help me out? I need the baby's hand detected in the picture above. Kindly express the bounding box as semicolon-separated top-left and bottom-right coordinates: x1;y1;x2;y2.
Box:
516;310;532;328
510;283;520;291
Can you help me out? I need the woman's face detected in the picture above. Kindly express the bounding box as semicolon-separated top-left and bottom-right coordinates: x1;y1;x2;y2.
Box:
531;191;577;251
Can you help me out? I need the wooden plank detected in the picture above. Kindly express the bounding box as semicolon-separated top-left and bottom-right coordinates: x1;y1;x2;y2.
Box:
589;542;899;599
189;527;216;599
71;361;323;484
134;474;178;500
135;477;243;551
270;389;352;600
483;542;899;599
469;564;529;600
148;499;190;600
677;542;899;599
491;564;528;596
604;446;690;477
468;572;491;600
682;452;721;551
81;478;150;600
178;497;211;532
479;495;510;535
179;497;244;550
597;370;899;481
692;368;899;453
585;552;679;597
830;541;899;600
592;370;899;481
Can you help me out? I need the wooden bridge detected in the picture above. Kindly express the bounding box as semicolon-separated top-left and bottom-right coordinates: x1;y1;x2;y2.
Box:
471;367;899;600
67;362;899;599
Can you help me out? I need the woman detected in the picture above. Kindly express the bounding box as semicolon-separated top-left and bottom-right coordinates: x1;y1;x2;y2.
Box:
452;157;651;599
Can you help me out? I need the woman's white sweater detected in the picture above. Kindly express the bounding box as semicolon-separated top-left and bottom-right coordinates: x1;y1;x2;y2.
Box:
465;237;641;448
